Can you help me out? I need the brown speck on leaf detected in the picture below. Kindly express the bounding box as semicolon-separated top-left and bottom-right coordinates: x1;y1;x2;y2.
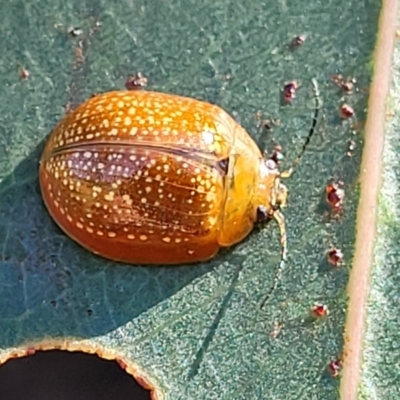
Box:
283;81;300;103
310;303;329;318
341;81;355;93
339;104;355;119
289;34;306;49
327;247;344;266
254;111;280;131
270;321;283;338
68;27;83;37
346;140;356;157
328;358;343;377
20;68;30;79
326;181;345;213
263;119;272;130
125;72;148;90
331;74;356;93
263;119;280;130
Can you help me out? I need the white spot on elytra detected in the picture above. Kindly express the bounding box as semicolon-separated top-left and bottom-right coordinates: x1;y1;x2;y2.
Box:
202;131;214;145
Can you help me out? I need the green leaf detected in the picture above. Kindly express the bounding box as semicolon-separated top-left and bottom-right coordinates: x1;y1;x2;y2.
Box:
0;0;385;399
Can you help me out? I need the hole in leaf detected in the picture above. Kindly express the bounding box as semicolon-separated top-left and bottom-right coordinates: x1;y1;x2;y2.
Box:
0;350;152;400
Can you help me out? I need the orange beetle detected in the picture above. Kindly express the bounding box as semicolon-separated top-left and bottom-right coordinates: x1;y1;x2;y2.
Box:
39;82;319;270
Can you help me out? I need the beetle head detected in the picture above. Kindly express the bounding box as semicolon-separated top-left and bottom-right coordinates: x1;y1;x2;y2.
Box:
254;157;288;225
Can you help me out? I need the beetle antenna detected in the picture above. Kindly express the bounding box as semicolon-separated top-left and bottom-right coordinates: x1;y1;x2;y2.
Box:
283;79;320;177
260;80;319;308
295;78;320;165
259;209;287;308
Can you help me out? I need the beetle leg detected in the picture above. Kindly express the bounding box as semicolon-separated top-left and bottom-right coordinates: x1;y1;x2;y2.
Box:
280;168;293;179
273;209;288;263
259;209;287;308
